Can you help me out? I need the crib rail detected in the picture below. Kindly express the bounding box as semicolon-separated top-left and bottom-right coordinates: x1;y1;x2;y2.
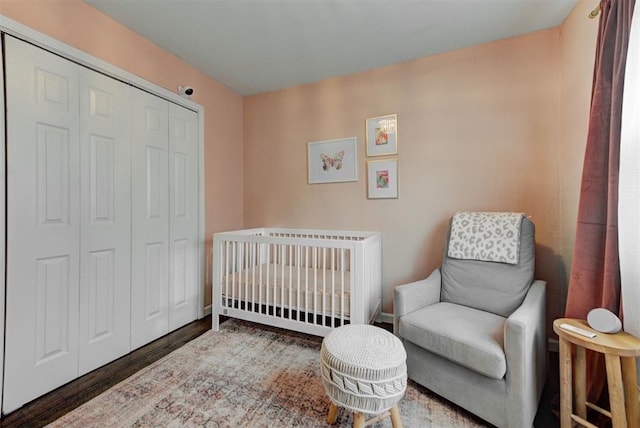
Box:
212;228;381;336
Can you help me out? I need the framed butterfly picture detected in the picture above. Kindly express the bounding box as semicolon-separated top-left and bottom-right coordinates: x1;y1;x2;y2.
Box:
307;137;358;184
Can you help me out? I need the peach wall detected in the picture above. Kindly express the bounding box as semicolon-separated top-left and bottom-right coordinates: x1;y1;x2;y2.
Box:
244;29;565;317
1;0;598;329
0;0;245;306
557;1;599;326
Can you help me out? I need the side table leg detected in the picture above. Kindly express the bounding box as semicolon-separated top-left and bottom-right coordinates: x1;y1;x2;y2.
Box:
621;356;640;427
574;345;587;419
604;354;627;428
559;338;573;428
327;402;339;424
353;412;365;428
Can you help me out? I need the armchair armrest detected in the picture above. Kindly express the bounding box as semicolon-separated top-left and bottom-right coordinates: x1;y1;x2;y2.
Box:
393;268;442;334
504;279;547;427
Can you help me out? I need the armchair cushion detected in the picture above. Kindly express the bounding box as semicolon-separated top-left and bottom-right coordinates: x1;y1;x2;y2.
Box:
441;217;535;317
398;302;507;379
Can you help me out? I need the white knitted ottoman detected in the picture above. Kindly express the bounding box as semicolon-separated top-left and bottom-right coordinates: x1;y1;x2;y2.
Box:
320;324;407;428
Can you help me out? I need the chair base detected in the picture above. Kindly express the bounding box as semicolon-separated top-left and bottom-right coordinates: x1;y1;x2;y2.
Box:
404;339;544;428
327;402;403;428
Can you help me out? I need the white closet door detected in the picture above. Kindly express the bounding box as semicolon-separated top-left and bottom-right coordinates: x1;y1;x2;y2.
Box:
78;68;132;375
131;90;170;349
4;36;81;412
168;104;199;330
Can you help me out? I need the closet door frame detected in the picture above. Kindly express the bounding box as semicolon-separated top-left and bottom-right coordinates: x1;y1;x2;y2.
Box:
0;16;206;317
0;32;5;413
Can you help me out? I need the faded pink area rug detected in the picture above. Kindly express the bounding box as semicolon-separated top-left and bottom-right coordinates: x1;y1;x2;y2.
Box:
48;319;488;427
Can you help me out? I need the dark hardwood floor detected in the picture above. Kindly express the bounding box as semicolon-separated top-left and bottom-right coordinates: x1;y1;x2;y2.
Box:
0;318;561;427
0;317;212;427
535;350;561;428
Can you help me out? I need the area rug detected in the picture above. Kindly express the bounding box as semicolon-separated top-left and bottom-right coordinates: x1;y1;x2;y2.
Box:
48;319;488;427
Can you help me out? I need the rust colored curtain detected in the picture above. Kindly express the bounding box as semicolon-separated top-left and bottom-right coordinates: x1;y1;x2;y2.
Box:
565;0;635;402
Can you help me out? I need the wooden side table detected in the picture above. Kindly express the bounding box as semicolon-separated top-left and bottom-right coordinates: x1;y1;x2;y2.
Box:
553;318;640;428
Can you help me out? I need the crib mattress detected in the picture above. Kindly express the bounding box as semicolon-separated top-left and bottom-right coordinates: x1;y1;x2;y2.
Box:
221;263;351;316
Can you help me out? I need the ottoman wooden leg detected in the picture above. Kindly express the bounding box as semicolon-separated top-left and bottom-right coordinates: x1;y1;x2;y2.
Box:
390;404;403;428
327;402;339;424
353;412;366;428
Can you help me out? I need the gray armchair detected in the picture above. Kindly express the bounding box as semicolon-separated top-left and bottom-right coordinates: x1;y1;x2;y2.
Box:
394;215;547;428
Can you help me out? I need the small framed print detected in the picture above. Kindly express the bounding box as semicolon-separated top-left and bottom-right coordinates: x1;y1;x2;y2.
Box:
367;158;398;199
308;137;358;184
366;113;397;157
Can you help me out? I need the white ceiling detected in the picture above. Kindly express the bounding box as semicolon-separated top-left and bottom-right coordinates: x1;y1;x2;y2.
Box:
85;0;579;96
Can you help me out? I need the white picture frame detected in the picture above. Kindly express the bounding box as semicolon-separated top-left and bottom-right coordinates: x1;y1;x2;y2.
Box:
367;158;398;199
366;113;398;157
308;137;358;184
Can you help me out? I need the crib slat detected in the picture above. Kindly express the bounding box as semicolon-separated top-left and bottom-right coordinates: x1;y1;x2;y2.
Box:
224;241;230;309
230;241;234;308
340;248;345;326
313;247;318;326
250;241;255;312
273;244;278;316
259;243;263;313
241;242;246;310
331;247;335;328
296;245;300;322
305;246;309;324
288;244;293;321
231;241;236;306
245;242;249;311
322;247;327;327
280;244;285;319
266;244;271;312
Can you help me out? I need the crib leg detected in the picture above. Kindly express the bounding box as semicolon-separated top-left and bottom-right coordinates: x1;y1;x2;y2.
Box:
212;311;220;332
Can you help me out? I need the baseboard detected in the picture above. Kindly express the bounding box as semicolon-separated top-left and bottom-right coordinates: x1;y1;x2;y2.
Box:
548;338;559;353
203;305;212;317
377;312;394;325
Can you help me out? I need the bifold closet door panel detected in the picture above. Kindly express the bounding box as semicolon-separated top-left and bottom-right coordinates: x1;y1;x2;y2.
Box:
78;67;132;376
4;36;81;413
131;90;170;350
168;104;199;331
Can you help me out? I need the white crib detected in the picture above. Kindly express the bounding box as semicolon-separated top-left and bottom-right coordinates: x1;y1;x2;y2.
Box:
212;228;382;336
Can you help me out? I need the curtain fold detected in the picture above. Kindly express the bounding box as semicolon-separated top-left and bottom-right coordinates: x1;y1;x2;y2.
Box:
565;0;635;402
